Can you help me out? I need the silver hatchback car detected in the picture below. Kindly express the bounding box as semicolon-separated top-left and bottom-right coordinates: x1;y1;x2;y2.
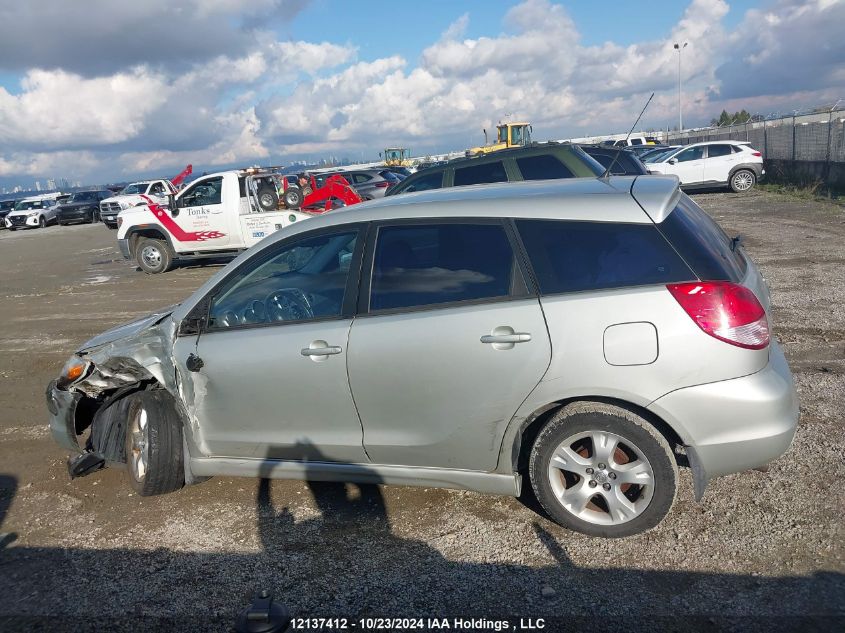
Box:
47;176;798;537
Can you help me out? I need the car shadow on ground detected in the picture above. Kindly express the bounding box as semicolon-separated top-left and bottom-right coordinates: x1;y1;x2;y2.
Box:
0;450;842;632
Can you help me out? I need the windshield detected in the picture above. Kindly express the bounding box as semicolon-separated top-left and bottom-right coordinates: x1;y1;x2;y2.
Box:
68;191;99;202
14;200;45;210
120;182;151;195
645;148;681;163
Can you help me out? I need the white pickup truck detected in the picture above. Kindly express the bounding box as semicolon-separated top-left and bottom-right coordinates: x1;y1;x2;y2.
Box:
100;179;179;229
116;168;315;273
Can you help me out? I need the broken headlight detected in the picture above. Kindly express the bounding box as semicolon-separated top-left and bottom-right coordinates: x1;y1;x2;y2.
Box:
57;356;90;389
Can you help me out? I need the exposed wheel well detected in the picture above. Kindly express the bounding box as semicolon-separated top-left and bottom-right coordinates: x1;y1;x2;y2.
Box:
514;396;686;473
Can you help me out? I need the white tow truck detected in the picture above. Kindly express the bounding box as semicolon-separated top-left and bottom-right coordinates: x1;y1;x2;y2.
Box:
116;168;316;273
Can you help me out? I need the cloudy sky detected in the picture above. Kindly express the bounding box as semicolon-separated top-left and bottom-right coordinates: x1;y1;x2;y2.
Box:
0;0;842;187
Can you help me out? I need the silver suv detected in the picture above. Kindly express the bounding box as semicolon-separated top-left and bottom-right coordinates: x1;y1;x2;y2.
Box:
47;176;798;537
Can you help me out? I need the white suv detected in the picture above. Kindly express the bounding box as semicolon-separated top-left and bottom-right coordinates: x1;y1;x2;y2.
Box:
647;141;764;192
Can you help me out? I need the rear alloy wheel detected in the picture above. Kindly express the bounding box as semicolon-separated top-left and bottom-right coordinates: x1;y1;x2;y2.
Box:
730;169;756;193
124;391;185;496
529;402;677;537
135;237;174;274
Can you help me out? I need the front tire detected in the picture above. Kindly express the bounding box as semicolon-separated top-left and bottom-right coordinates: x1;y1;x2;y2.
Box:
135;237;174;274
529;402;677;538
38;215;46;228
124;391;185;496
730;169;756;192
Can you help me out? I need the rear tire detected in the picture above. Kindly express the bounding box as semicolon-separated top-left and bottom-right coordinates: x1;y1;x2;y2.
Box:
124;391;185;496
730;169;756;193
135;237;174;274
529;401;677;538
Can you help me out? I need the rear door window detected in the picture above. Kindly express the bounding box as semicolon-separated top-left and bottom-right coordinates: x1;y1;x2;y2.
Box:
515;154;575;180
453;161;508;186
516;219;694;294
707;144;733;158
369;223;519;311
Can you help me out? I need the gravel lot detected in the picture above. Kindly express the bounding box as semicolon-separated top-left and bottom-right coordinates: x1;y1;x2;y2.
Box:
0;190;843;632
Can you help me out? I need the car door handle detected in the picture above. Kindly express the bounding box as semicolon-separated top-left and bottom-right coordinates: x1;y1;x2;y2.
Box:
480;333;531;344
301;346;342;356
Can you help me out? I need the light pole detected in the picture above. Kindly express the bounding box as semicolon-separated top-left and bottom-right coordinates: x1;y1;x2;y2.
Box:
673;42;687;131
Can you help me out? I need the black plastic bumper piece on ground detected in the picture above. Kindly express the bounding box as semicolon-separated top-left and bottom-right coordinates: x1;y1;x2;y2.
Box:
67;452;106;479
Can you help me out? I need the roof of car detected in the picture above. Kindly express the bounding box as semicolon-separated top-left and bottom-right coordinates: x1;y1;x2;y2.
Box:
297;175;681;228
684;140;748;147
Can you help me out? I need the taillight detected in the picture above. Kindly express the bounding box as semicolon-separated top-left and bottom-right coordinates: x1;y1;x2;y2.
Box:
375;181;390;188
666;282;769;350
751;151;762;157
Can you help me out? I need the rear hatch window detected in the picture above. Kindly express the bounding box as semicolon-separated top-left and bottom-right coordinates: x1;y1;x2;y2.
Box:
657;194;747;282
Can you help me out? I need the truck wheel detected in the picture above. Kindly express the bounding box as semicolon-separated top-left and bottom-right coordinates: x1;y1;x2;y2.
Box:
529;401;677;538
136;237;174;274
124;391;185;496
283;188;303;210
257;186;278;211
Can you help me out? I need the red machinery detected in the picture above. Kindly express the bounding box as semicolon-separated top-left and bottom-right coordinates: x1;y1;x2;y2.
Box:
170;164;193;188
282;174;362;213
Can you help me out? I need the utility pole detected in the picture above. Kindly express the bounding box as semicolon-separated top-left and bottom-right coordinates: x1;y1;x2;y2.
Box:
673;42;687;131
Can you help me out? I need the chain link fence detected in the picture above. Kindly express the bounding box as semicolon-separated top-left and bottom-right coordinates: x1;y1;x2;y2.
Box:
665;105;845;188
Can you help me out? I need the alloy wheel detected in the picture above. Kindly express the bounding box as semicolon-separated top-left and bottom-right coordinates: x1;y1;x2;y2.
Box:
547;430;655;526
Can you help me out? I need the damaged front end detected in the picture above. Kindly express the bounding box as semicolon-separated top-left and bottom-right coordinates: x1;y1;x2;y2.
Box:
46;308;178;478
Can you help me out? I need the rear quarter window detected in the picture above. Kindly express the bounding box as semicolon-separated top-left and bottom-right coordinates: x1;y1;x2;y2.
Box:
657;194;747;282
453;161;508;186
515;154;575;180
516;219;695;294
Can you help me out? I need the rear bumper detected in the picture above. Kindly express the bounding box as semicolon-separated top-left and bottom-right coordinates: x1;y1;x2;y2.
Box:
46;380;84;454
648;341;798;494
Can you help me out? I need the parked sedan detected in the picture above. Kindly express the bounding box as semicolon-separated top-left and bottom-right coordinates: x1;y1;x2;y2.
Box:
47;176;797;538
56;190;113;225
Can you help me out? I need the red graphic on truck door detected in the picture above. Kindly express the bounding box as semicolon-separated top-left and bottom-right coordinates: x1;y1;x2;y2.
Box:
140;195;226;242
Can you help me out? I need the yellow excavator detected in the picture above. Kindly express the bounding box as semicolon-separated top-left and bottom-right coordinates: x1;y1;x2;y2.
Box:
467;122;532;156
382;148;412;167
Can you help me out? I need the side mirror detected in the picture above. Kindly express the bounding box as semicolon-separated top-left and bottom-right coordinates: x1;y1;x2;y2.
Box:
668;158;678;165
